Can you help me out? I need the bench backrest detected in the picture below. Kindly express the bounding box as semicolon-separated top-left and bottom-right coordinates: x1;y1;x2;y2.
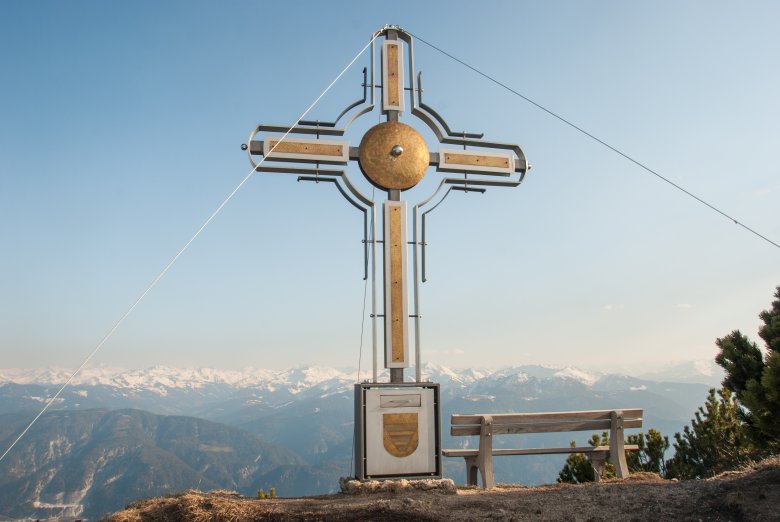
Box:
450;409;643;436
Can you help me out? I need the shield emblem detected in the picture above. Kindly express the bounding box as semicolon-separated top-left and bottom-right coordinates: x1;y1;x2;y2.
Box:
383;413;419;457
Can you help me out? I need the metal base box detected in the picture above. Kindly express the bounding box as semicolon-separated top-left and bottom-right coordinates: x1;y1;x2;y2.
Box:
354;382;441;480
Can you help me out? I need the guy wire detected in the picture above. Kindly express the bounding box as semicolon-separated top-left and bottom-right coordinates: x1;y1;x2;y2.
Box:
408;30;779;251
0;33;379;465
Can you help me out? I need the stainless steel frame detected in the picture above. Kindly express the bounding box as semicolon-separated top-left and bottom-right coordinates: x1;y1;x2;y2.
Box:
353;382;441;480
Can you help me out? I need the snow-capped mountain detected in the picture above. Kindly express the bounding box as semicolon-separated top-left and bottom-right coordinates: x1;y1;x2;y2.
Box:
0;362;713;431
0;365;348;391
0;362;719;519
0;363;596;390
0;361;714;406
634;359;724;387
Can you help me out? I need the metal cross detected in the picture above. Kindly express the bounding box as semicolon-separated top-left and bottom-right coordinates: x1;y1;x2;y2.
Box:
243;26;528;385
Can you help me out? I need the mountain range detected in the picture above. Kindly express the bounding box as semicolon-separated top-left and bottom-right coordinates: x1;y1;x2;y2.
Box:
0;362;723;520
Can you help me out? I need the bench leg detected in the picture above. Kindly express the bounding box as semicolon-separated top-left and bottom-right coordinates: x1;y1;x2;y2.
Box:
478;454;494;490
589;454;606;482
609;411;630;478
465;456;479;486
477;415;495;489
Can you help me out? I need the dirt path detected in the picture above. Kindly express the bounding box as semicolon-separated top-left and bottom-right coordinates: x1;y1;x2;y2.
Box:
106;459;780;521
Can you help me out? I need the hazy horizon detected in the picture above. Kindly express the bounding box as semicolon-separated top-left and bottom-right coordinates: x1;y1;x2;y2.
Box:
0;356;725;384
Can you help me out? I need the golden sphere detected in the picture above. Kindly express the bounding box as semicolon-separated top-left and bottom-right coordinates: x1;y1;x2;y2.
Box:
358;121;429;190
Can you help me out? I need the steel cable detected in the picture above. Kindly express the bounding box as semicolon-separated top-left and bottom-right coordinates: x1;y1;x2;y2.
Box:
0;33;379;465
408;30;779;251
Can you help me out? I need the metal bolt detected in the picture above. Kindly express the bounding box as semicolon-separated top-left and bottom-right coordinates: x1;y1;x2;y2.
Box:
241;143;248;151
390;145;404;157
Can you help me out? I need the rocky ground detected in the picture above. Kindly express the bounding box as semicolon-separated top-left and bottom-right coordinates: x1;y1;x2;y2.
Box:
105;458;780;521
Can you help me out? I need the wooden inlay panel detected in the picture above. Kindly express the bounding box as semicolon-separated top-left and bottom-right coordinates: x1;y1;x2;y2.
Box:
268;140;343;156
444;152;510;168
387;43;400;106
389;205;404;363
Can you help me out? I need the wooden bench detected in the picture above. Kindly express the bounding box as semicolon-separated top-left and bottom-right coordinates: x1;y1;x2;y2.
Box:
442;409;643;489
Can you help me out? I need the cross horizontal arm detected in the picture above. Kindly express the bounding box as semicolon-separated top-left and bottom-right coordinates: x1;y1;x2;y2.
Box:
252;124;345;137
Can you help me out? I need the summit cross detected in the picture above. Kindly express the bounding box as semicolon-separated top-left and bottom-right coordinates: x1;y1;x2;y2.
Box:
244;26;529;386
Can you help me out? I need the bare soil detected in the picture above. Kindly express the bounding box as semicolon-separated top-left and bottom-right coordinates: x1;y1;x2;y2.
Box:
105;458;780;521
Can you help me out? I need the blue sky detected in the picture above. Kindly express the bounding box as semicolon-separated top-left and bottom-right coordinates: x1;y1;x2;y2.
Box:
1;1;778;374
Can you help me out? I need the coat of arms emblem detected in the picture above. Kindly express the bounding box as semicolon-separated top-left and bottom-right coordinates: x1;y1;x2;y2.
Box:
383;412;419;457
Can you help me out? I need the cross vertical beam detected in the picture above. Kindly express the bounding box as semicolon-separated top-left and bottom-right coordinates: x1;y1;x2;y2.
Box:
384;201;409;375
384;28;406;383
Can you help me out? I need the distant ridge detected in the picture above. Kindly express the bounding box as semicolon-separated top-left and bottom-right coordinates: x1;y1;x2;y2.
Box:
0;359;722;389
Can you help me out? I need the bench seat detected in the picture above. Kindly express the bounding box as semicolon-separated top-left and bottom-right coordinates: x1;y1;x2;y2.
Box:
442;444;640;458
443;409;643;489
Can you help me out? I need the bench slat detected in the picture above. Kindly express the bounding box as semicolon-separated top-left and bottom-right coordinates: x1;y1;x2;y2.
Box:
451;409;643;426
451;418;643;436
442;444;640;458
